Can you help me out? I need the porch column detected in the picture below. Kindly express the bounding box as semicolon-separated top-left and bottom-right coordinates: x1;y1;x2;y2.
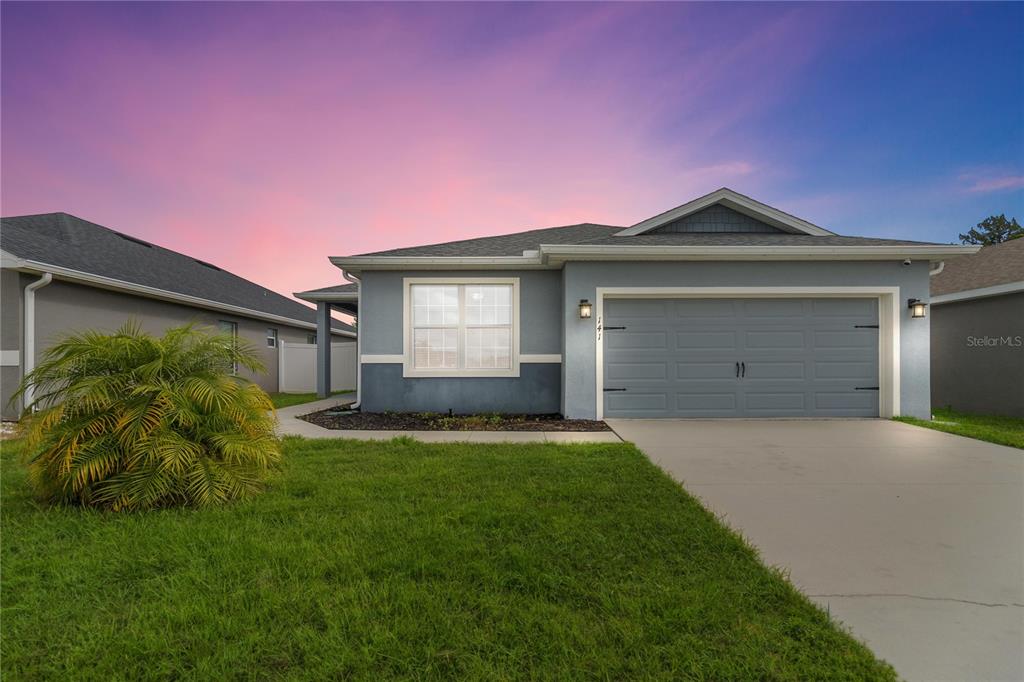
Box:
316;301;332;398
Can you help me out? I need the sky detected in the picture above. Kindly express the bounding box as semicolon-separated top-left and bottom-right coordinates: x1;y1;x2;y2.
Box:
2;2;1022;301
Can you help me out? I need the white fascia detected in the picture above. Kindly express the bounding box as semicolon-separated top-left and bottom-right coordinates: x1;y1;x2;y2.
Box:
3;256;355;338
615;188;836;237
931;281;1024;305
328;254;546;274
540;244;980;263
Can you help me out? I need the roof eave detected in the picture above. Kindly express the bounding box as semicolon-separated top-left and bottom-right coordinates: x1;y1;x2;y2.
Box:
539;243;980;264
3;256;356;337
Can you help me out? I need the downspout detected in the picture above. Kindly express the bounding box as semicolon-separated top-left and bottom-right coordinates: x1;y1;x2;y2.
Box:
23;272;53;410
342;270;361;409
929;261;945;277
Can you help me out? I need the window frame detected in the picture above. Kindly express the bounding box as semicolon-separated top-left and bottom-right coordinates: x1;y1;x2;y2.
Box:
266;328;278;348
402;277;520;378
217;320;239;375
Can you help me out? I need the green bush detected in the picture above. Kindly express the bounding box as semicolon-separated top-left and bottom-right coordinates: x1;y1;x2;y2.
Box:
13;323;281;511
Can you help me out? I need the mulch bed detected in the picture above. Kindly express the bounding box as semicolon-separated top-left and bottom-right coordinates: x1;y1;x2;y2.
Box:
301;410;611;432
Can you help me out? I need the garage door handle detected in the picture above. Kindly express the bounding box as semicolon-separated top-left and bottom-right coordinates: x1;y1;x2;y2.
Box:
603;388;627;392
741;362;746;378
735;362;740;378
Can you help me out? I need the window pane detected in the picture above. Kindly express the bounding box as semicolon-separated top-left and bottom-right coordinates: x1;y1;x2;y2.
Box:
413;285;458;327
465;285;511;326
413;327;458;369
465;325;511;369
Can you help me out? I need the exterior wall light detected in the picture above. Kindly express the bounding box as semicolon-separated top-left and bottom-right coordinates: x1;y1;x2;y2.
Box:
908;298;928;318
578;299;592;319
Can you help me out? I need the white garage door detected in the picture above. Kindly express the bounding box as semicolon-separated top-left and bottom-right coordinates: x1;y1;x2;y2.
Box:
602;298;880;418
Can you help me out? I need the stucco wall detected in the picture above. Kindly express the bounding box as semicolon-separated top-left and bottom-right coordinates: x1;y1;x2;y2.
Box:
1;270;23;419
2;274;348;419
561;260;934;419
931;292;1024;417
358;269;563;413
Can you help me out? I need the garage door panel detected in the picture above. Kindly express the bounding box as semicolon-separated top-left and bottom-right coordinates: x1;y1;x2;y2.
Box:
744;361;806;380
676;331;737;350
675;392;738;411
815;361;876;380
606;362;667;381
676;362;737;379
745;330;807;350
608;331;668;350
745;392;806;412
603;297;879;418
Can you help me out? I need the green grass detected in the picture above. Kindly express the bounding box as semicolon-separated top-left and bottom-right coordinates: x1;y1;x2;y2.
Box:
896;407;1024;449
269;390;353;409
1;437;895;681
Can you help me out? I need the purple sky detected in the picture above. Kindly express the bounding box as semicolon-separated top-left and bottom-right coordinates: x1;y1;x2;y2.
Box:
2;2;1022;299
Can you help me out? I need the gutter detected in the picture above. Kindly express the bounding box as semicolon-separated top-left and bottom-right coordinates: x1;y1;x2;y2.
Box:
23;272;53;409
342;271;362;409
328;244;980;273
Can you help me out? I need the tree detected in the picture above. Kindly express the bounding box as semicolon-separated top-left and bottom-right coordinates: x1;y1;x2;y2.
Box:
959;214;1023;245
13;323;281;511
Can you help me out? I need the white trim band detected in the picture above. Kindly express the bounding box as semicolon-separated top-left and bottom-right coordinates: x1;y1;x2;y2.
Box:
521;354;562;363
0;350;20;367
361;354;404;364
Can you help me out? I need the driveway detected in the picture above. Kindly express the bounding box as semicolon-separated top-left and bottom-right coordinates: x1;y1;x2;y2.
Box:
606;419;1023;682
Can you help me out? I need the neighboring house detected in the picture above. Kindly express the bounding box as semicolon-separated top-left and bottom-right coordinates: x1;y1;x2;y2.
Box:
929;239;1024;417
1;212;355;419
299;188;977;420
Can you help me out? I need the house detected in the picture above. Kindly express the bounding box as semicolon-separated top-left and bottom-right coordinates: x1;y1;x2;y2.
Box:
1;212;355;419
298;188;977;420
929;238;1024;417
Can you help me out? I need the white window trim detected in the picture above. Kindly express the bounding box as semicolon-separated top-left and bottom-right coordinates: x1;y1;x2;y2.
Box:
593;287;901;420
266;328;278;348
403;277;520;378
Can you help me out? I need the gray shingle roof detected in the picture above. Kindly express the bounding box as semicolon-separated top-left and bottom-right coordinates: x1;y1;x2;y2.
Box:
1;212;354;334
296;283;358;296
353;223;623;257
350;223;946;258
931;238;1024;296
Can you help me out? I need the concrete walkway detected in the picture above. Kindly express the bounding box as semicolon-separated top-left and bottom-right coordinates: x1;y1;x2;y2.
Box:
275;398;620;443
606;418;1023;682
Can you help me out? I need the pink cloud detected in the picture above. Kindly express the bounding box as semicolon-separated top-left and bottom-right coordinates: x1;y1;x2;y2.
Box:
963;175;1024;193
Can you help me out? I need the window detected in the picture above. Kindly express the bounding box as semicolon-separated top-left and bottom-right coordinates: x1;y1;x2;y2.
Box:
266;328;278;348
405;278;518;377
218;320;238;375
307;333;317;344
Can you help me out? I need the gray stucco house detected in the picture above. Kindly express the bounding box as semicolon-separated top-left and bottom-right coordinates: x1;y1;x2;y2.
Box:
1;212;354;419
930;238;1023;417
299;188;977;420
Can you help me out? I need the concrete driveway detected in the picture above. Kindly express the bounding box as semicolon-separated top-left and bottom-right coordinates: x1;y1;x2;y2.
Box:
606;419;1023;682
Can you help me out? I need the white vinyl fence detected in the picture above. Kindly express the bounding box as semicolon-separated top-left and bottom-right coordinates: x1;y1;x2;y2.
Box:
278;342;357;394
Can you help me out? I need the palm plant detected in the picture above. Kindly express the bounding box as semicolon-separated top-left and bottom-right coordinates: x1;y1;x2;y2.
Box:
13;322;281;511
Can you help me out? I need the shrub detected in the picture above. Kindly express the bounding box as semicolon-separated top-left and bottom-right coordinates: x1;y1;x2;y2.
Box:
13;323;281;511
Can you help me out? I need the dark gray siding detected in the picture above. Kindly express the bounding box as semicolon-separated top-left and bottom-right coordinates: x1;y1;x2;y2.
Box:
361;363;561;414
931;293;1024;417
651;205;782;234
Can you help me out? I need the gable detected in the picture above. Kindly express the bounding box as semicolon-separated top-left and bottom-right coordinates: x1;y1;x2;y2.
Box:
648;204;783;234
616;188;835;237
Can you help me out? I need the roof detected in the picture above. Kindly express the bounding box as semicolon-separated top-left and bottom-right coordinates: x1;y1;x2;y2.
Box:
296;283;358;297
350;225;943;259
931;238;1024;297
1;212;354;335
354;223;622;258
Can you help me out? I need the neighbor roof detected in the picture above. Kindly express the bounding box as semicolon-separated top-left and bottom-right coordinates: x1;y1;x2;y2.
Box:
931;238;1024;297
1;212;354;334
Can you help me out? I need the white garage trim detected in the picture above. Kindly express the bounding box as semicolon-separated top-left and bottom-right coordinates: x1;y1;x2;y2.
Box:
594;287;901;420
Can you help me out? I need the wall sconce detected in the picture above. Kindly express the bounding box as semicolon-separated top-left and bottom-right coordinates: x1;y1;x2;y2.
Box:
578;299;592;319
908;298;928;318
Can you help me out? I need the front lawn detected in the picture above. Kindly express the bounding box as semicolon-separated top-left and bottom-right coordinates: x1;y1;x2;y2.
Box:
269;390;353;409
1;437;894;680
896;407;1024;449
